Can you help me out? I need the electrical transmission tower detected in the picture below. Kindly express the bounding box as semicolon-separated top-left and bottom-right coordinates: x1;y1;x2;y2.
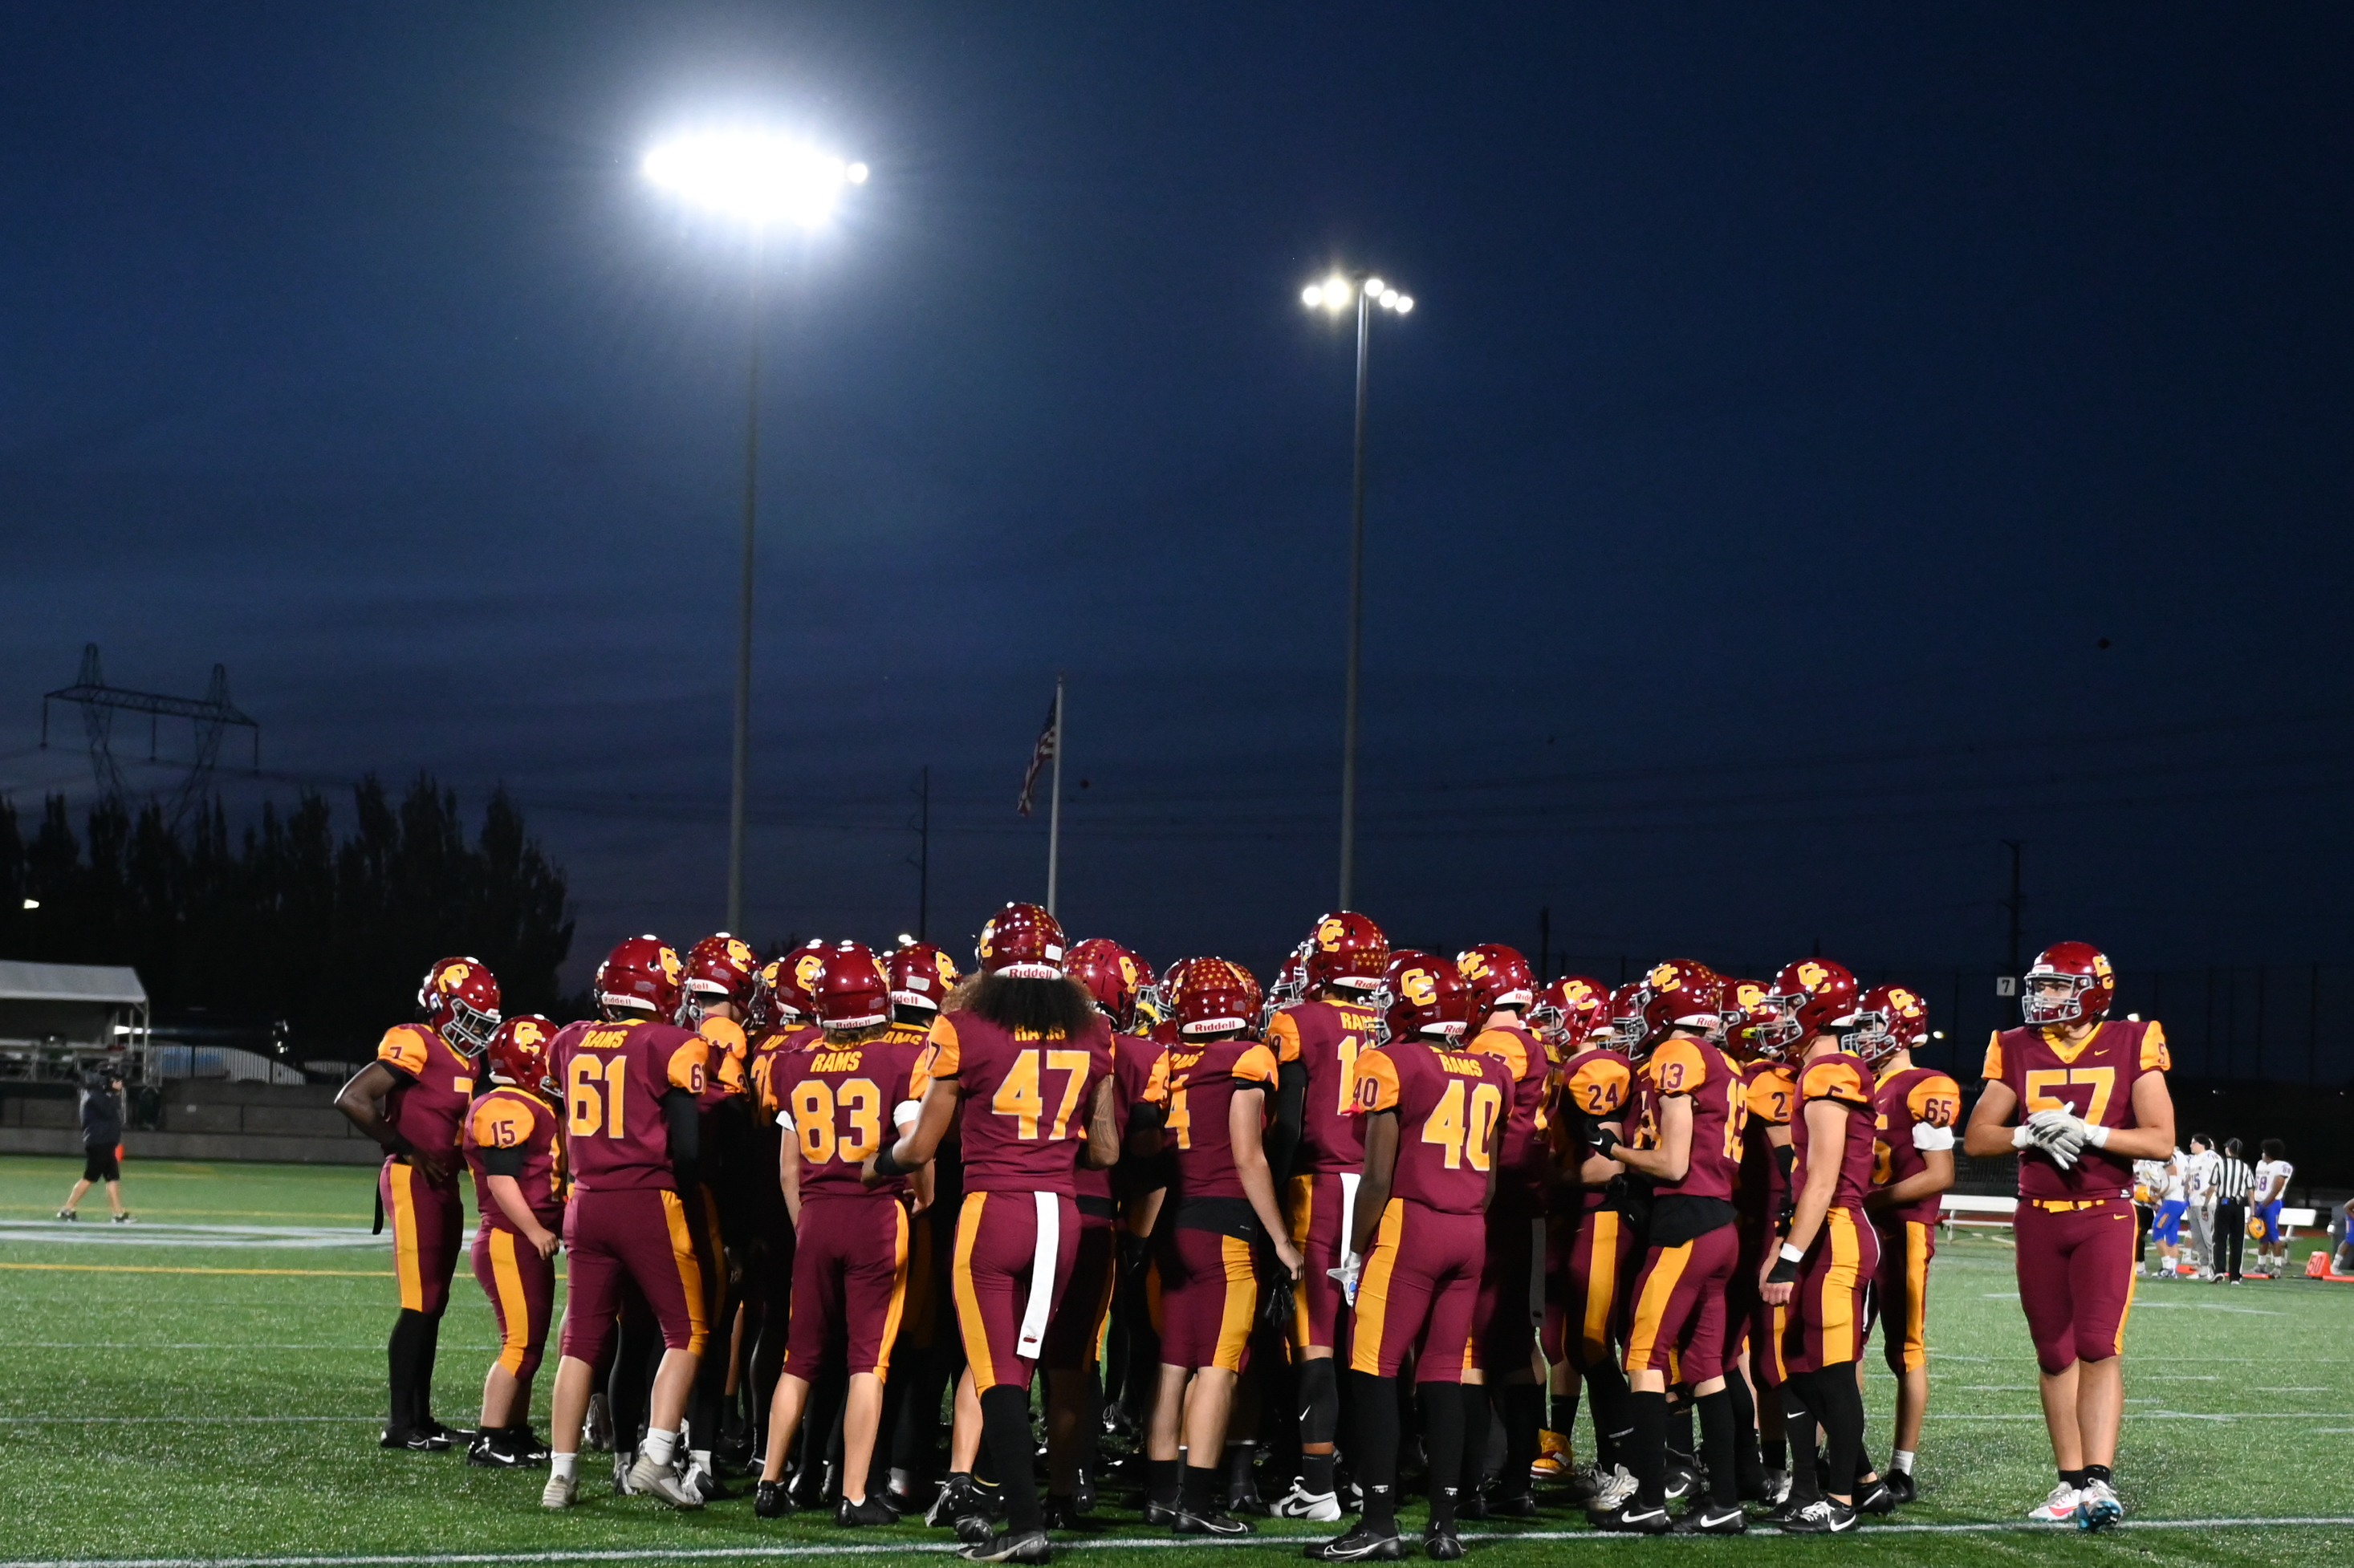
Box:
41;644;261;833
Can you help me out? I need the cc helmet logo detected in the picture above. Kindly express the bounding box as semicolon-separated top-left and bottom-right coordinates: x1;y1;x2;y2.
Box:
2093;953;2114;985
514;1020;543;1045
1460;953;1490;978
1401;969;1438;1005
1735;981;1765;1007
726;938;754;967
440;963;471;992
1567;981;1596;1004
1118;955;1141;986
1795;961;1829;990
933;952;957;984
1316;917;1347;950
794;953;825;991
1889;988;1921;1014
659;947;683;981
1647;961;1681;991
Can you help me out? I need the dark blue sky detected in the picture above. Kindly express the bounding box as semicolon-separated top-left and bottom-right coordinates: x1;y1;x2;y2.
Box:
5;5;2352;996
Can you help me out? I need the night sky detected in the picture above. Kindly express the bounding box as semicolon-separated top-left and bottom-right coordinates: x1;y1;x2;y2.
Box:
6;6;2352;1003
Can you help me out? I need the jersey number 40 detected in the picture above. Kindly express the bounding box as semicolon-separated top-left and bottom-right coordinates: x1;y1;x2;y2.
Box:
1420;1080;1504;1171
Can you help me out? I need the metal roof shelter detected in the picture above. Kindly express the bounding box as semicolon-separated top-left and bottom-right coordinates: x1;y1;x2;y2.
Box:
0;961;151;1083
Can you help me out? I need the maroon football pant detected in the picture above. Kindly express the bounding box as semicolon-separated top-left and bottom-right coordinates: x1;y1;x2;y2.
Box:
1875;1217;1935;1374
1623;1221;1738;1381
1775;1204;1879;1375
559;1186;709;1364
1350;1197;1482;1382
952;1189;1078;1392
2015;1197;2137;1374
1287;1171;1359;1353
1149;1225;1259;1373
784;1193;912;1379
471;1221;555;1381
1041;1210;1118;1373
1470;1198;1543;1376
382;1158;462;1316
1543;1204;1631;1372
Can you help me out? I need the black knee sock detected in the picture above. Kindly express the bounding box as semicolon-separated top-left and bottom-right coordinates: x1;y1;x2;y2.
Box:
1585;1359;1633;1471
1147;1457;1181;1509
1628;1389;1670;1509
1350;1371;1401;1532
1299;1356;1339;1493
1548;1387;1580;1440
1722;1374;1763;1491
978;1384;1040;1533
414;1310;443;1424
1181;1463;1218;1514
1419;1383;1468;1528
1782;1389;1819;1505
1695;1388;1738;1509
387;1310;427;1432
1807;1370;1865;1502
1499;1384;1542;1497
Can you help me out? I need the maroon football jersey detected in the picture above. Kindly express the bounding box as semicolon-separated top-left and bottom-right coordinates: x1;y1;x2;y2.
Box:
922;1008;1112;1195
1736;1058;1796;1222
1872;1064;1963;1225
750;1022;821;1118
1352;1040;1514;1215
1464;1021;1550;1204
1142;1036;1279;1203
547;1017;707;1192
1789;1054;1877;1209
1984;1020;2169;1200
773;1034;925;1200
1077;1031;1165;1204
1629;1035;1745;1203
464;1085;564;1231
1268;997;1380;1175
374;1023;478;1161
1551;1046;1635;1213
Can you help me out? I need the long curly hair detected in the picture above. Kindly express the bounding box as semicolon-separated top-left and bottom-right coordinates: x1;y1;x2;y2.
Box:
954;973;1098;1041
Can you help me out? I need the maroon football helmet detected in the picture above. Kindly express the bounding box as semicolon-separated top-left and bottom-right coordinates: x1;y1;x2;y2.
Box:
1851;982;1931;1069
1458;943;1535;1017
680;933;758;1022
887;940;963;1015
1718;977;1775;1061
1067;938;1150;1030
417;957;501;1050
1604;981;1646;1054
1762;958;1860;1057
1531;975;1610;1053
485;1014;555;1093
2022;941;2115;1026
596;936;683;1017
1304;910;1390;993
1170;957;1256;1037
1375;950;1470;1044
1636;958;1723;1050
811;941;892;1029
977;902;1066;978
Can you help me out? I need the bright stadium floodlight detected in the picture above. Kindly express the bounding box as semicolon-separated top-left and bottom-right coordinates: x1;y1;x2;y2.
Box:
642;132;864;228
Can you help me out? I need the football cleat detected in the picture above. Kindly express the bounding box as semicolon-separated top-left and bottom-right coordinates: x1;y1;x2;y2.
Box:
624;1451;704;1508
466;1432;511;1468
1672;1503;1749;1535
689;1464;730;1501
2076;1480;2124;1531
583;1392;613;1452
1779;1498;1858;1533
837;1494;900;1526
956;1509;998;1544
112;1212;134;1223
379;1427;449;1452
1226;1470;1271;1516
540;1473;577;1509
1661;1460;1697;1501
2028;1482;2081;1523
1761;1468;1792;1506
1556;1460;1603;1504
1454;1490;1487;1521
1854;1478;1897;1515
507;1426;551;1464
1484;1489;1539;1518
1883;1469;1917;1505
1271;1482;1344;1521
612;1450;642;1495
1529;1429;1573;1484
927;1473;975;1527
1303;1523;1405;1561
1173;1504;1254;1535
754;1480;791;1518
957;1528;1054;1564
1423;1523;1466;1561
1071;1464;1096;1514
1597;1501;1673;1533
415;1419;470;1449
1585;1464;1639;1516
55;1208;76;1221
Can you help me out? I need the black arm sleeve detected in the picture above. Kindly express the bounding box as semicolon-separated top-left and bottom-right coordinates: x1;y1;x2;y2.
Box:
479;1146;526;1178
663;1088;701;1186
1267;1059;1307;1183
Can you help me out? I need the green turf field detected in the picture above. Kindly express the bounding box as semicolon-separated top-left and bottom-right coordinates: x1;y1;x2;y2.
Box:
2;1152;2349;1566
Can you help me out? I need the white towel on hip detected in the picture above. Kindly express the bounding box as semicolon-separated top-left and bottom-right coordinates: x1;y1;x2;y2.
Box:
1016;1192;1061;1359
1339;1172;1363;1269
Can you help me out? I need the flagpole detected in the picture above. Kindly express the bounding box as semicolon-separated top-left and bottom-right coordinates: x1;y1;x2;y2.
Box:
1046;673;1065;917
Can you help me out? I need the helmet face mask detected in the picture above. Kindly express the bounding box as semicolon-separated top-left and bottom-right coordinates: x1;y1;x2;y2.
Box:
419;957;502;1050
2021;942;2114;1027
1763;958;1859;1059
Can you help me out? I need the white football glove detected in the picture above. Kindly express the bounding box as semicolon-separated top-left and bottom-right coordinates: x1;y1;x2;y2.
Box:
2024;1107;2088;1169
1911;1121;1956;1152
1328;1253;1364;1309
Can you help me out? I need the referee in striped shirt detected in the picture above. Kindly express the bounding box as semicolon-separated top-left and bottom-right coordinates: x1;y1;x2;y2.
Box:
2214;1139;2255;1283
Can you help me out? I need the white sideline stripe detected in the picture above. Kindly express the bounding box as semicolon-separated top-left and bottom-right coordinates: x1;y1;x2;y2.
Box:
15;1344;380;1351
0;1220;384;1252
8;1518;2354;1566
0;1416;377;1424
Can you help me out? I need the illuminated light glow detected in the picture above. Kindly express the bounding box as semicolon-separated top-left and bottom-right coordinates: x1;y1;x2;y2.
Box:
1394;295;1414;314
1364;277;1386;298
19;898;37;911
1322;274;1352;308
1302;284;1324;307
1380;289;1399;307
898;932;918;947
642;132;864;227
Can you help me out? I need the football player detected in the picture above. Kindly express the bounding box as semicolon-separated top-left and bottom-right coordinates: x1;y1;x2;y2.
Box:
2146;1148;2188;1278
1706;978;1775;1506
1455;944;1549;1517
1135;957;1303;1534
1962;942;2175;1530
1756;958;1885;1533
754;942;926;1525
539;936;713;1511
1046;939;1162;1524
462;1014;562;1468
1589;961;1746;1537
1266;910;1388;1522
2251;1139;2294;1280
677;933;759;1499
336;956;502;1452
863;903;1120;1565
1310;952;1510;1564
1855;984;1960;1503
1530;975;1629;1500
879;940;966;1513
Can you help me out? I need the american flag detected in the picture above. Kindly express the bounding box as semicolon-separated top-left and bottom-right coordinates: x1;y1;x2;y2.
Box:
1015;694;1058;817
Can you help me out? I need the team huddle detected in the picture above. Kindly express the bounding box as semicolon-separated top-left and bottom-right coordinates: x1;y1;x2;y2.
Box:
335;909;2173;1560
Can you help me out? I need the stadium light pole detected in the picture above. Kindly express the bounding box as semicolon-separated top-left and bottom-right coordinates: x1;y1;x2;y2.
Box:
643;132;867;933
1301;272;1413;910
